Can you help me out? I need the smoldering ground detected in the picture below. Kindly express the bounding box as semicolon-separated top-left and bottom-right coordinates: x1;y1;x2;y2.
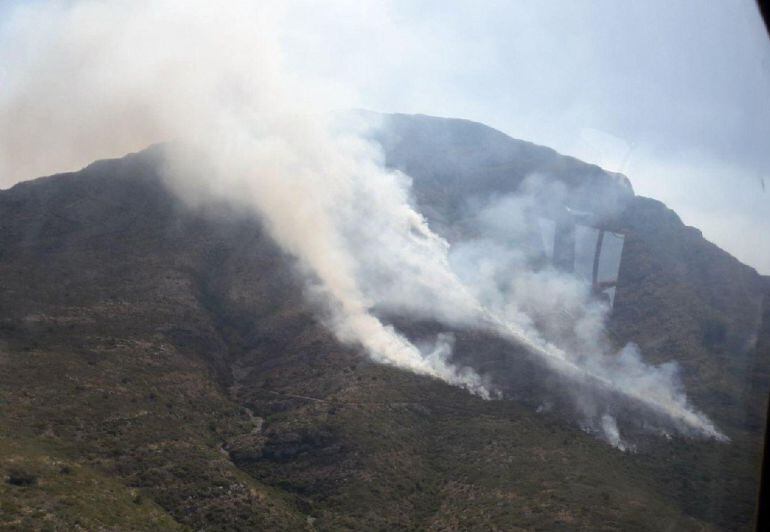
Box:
372;172;725;447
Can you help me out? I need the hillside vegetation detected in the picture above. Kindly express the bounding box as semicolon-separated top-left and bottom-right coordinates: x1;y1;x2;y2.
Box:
0;114;767;530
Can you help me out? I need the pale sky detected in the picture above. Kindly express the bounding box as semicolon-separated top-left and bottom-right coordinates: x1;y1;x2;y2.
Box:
2;0;769;272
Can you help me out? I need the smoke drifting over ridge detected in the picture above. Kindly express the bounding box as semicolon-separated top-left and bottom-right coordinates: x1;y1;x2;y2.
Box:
0;0;491;398
0;1;724;445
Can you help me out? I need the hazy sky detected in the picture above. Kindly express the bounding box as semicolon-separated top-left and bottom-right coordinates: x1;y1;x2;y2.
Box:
1;0;769;272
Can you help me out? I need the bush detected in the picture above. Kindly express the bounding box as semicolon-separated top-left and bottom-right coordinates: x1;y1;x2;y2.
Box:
6;469;37;487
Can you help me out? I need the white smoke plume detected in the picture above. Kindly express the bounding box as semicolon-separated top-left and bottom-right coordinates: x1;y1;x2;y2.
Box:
0;0;490;398
0;1;724;444
446;178;728;443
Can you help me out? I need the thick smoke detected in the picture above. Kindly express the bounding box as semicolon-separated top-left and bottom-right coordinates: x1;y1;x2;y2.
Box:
0;1;724;445
0;0;490;398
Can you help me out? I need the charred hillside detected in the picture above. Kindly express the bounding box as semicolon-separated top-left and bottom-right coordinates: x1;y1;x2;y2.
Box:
1;114;768;530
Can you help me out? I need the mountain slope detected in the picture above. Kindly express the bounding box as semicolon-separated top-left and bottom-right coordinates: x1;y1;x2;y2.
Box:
0;114;767;530
374;113;770;527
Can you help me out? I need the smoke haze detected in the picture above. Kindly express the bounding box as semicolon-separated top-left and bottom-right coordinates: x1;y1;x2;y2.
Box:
0;0;728;446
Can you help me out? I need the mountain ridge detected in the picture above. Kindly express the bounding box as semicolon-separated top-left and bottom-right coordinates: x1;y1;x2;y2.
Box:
0;113;767;530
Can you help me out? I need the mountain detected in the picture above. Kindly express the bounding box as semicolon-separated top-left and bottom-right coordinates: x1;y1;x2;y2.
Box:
1;113;767;530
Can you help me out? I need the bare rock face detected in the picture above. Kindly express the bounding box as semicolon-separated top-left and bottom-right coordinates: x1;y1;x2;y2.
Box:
0;113;767;530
